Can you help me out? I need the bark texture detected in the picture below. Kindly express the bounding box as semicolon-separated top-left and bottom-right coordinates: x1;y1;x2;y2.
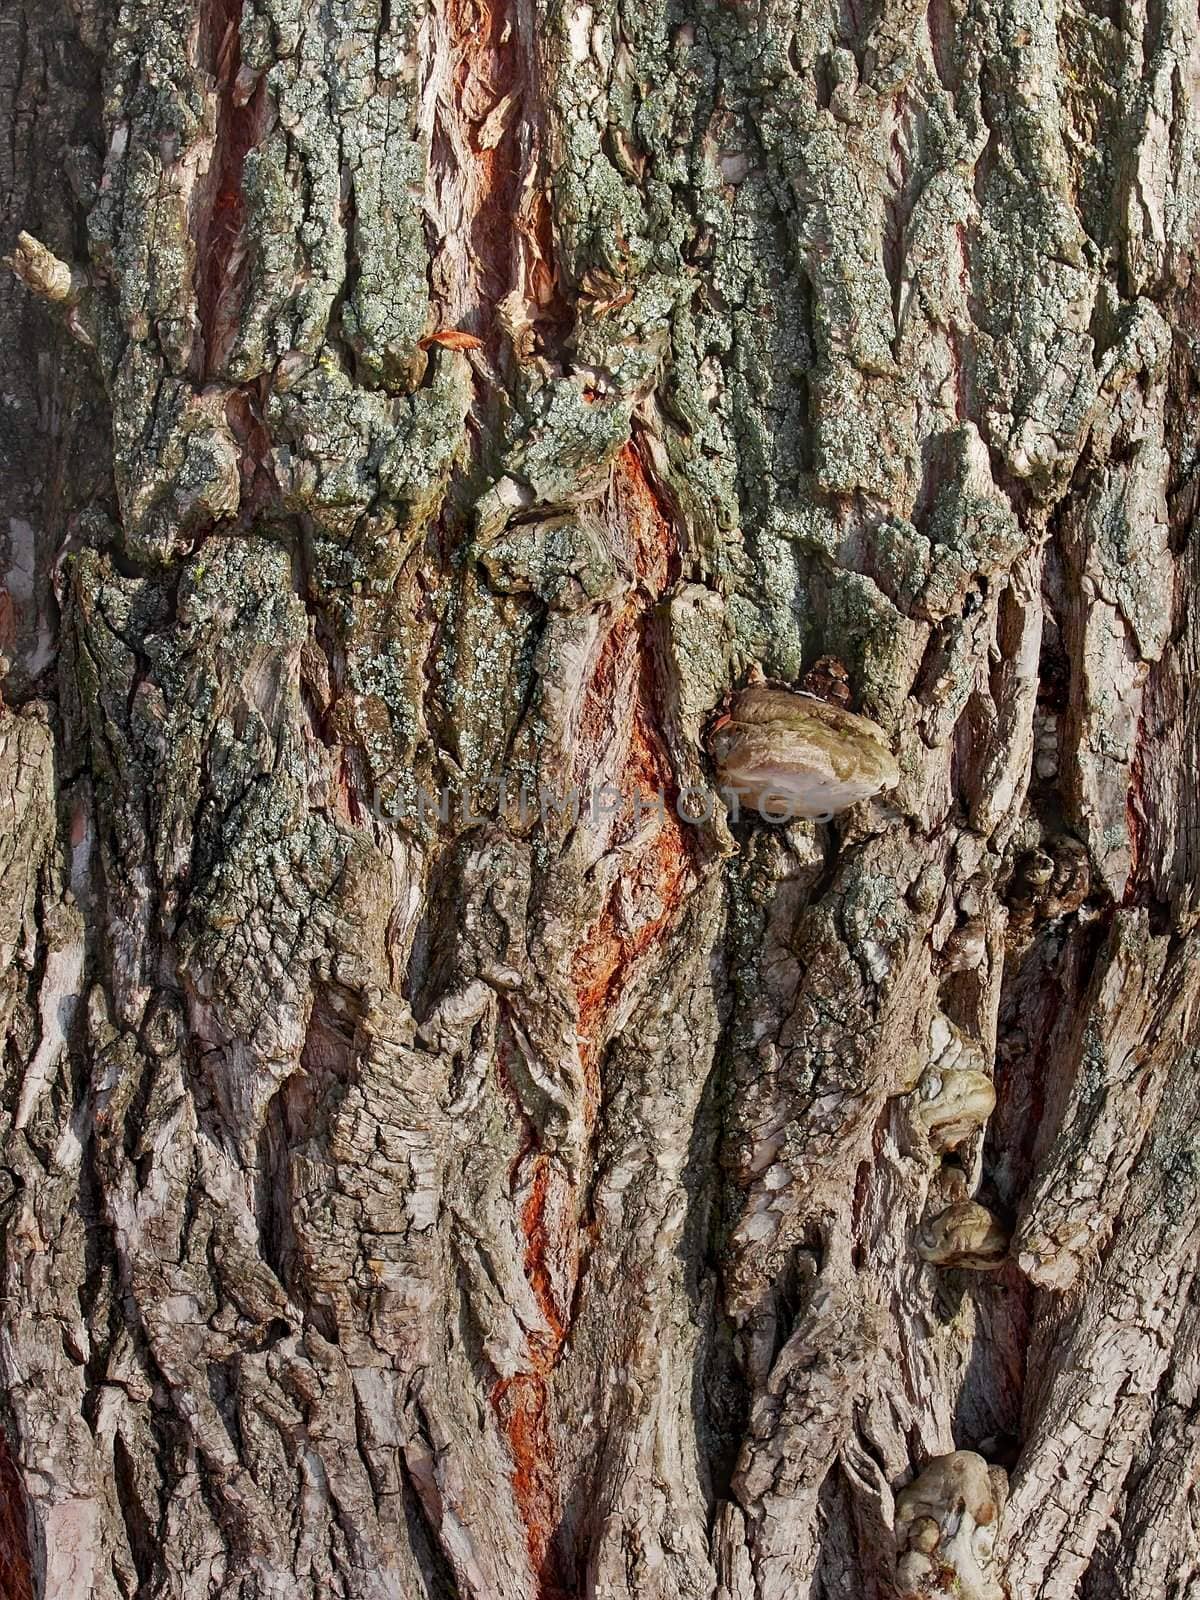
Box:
2;0;1200;1595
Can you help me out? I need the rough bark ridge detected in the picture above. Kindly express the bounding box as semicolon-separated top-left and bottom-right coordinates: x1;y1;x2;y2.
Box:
2;0;1200;1594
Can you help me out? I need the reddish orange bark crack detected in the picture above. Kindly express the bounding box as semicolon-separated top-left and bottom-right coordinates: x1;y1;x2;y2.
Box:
571;441;691;1088
492;1038;572;1598
494;440;693;1597
492;1155;572;1597
455;0;582;1570
197;0;266;376
450;0;687;1576
439;0;567;362
492;1373;565;1594
223;380;277;521
0;1428;31;1600
444;0;520;348
518;1158;568;1354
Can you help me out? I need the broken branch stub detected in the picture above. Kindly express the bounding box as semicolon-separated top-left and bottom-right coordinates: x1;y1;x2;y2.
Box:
5;231;75;304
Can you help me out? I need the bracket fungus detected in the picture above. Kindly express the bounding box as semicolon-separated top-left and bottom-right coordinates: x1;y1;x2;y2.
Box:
895;1451;1006;1600
708;684;899;821
917;1202;1009;1270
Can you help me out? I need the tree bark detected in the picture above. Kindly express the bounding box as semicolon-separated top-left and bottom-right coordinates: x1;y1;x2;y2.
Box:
2;0;1199;1595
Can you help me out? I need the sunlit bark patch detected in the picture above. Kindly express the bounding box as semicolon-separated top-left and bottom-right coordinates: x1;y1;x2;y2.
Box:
13;0;1200;1584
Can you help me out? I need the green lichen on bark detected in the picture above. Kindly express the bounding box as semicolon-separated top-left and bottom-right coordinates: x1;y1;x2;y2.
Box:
4;0;1200;1592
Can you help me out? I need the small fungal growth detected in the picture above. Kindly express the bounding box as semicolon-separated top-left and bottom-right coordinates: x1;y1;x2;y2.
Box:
917;1202;1009;1271
1004;834;1091;941
708;684;899;821
915;1015;996;1153
894;1451;1006;1600
799;653;853;708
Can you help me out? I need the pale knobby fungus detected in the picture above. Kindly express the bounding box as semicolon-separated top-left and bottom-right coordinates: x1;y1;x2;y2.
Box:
894;1451;1006;1600
917;1201;1009;1271
915;1015;996;1153
708;683;899;821
940;917;988;973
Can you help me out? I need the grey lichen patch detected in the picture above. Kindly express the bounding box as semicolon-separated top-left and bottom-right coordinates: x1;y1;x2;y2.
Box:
88;0;206;371
178;782;355;1038
816;567;928;724
726;528;809;683
1074;296;1174;663
0;705;62;1112
432;569;543;797
658;583;733;728
270;349;471;587
970;6;1100;489
475;380;634;528
748;62;919;506
308;1;426;382
720;830;929;1325
477;513;621;610
1057;0;1127;238
917;424;1025;620
542;3;656;300
218;109;343;379
63;534;398;1121
67;0;442;582
63;548;171;817
110;367;242;562
323;578;443;826
147;538;311;880
833;860;916;995
806;302;914;505
232;0;431;384
1116;0;1200;294
73;535;389;1130
868;516;937;618
570;273;678;394
540;0;758;588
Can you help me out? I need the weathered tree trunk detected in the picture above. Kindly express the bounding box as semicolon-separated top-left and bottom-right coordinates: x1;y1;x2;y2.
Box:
2;0;1200;1594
